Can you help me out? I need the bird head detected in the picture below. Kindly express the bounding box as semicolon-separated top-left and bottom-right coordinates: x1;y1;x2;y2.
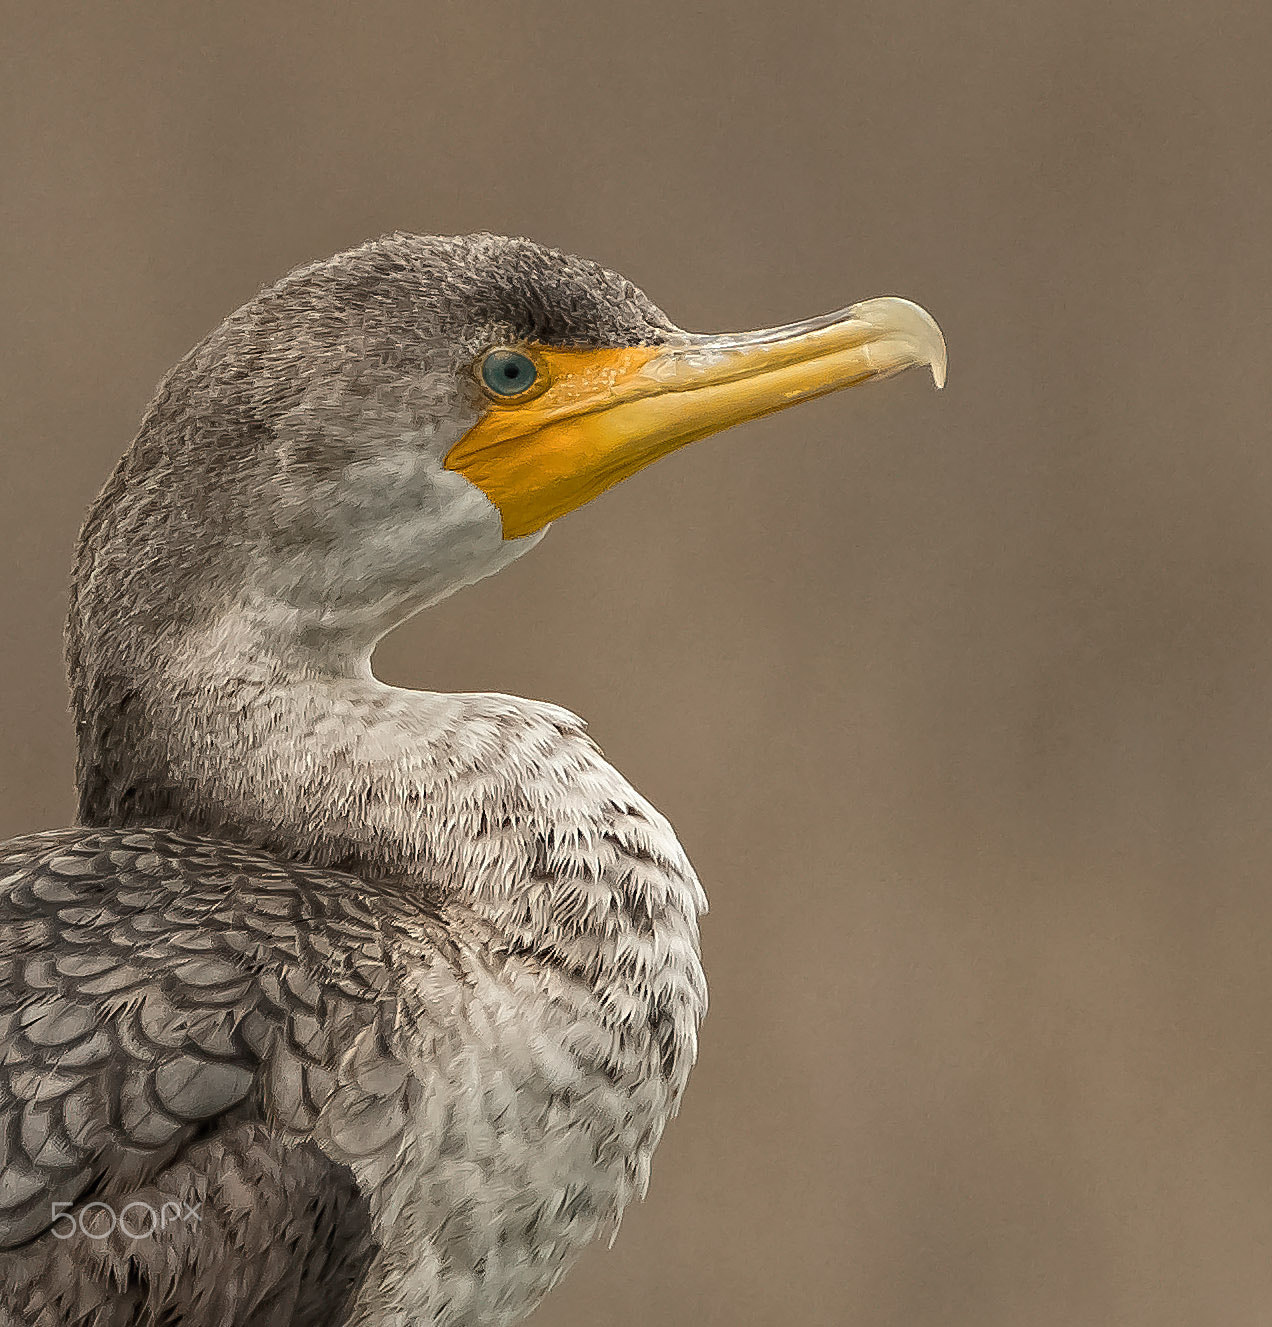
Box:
72;232;945;669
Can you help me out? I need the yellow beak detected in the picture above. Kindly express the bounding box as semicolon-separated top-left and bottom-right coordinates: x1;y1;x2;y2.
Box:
445;296;947;540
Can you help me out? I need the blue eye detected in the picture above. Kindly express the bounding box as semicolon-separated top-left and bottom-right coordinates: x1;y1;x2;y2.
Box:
481;348;538;397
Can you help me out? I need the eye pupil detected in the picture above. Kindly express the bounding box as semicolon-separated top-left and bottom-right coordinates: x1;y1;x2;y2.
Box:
481;349;538;397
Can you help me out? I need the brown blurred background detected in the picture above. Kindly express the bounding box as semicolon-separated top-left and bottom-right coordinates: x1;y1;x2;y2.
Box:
4;3;1272;1324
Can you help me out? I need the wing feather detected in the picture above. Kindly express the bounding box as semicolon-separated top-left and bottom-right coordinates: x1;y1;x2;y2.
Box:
0;825;410;1250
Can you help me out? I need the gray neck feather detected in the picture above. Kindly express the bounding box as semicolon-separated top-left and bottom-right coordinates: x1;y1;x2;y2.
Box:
68;517;707;1096
65;446;707;1095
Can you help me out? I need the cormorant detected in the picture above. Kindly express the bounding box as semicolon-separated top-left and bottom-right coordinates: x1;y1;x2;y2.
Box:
0;233;944;1326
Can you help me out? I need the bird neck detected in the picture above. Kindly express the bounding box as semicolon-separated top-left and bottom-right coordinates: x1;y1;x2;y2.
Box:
72;595;705;944
70;566;707;1116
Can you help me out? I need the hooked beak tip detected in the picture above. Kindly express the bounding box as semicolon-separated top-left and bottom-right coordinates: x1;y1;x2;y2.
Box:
846;296;947;390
